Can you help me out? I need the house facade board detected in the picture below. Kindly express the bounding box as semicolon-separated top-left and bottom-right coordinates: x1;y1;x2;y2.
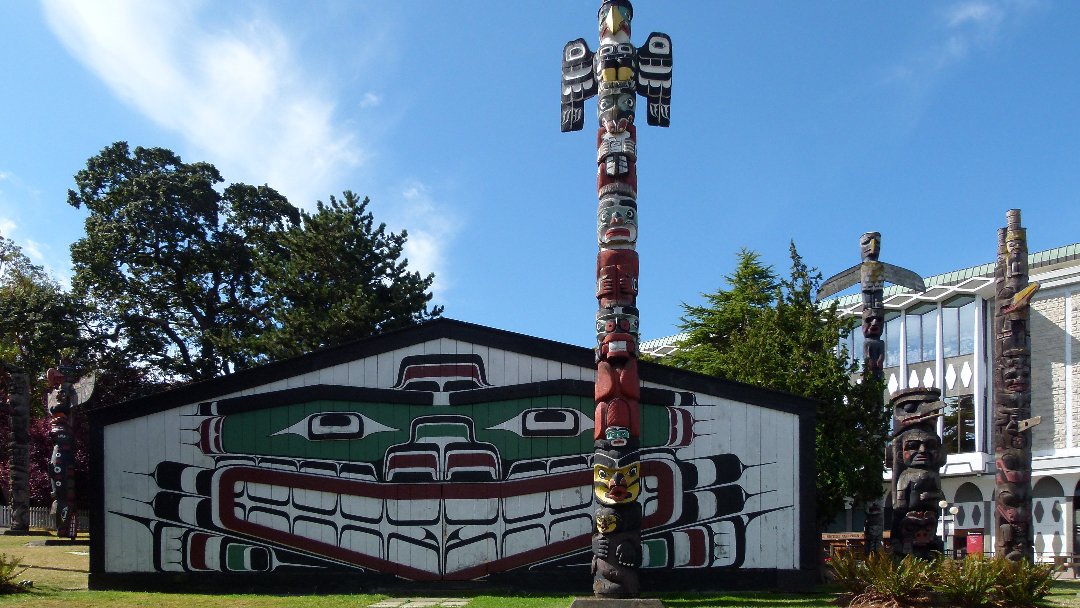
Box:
88;320;816;591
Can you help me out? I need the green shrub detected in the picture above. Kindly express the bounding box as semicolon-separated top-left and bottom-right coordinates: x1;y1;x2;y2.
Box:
828;548;867;594
928;554;1002;607
994;558;1056;608
0;553;29;594
858;550;930;601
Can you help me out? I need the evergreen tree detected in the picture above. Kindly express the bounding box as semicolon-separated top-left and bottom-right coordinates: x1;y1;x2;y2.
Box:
666;243;889;527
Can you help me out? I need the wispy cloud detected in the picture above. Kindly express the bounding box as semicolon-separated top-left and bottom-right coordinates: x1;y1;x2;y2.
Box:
360;93;381;108
391;181;460;304
884;1;1037;93
41;0;364;207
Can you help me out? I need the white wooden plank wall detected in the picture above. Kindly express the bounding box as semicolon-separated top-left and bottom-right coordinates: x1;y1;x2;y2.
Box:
104;342;802;572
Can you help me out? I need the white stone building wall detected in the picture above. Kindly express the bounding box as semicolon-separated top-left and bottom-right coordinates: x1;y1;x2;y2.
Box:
1031;292;1069;451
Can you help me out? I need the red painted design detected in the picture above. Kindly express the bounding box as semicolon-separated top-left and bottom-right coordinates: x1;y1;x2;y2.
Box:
684;528;708;567
401;365;483;383
594;398;640;439
213;462;675;580
596;249;639;308
188;532;210;570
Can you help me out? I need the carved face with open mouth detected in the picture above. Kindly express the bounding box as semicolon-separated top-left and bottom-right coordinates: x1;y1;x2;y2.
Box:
597;196;637;249
593;452;641;505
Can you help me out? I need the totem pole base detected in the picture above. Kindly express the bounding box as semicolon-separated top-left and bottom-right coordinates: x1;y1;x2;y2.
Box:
2;529;50;536
570;599;665;608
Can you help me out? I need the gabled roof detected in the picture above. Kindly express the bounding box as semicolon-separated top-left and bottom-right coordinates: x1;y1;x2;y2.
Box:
88;317;817;425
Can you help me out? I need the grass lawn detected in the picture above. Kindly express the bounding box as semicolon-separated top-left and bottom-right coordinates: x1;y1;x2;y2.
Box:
0;534;1076;607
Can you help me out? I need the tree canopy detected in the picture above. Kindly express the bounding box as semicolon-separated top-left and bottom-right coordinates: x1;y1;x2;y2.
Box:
664;243;890;527
0;233;85;399
67;142;441;382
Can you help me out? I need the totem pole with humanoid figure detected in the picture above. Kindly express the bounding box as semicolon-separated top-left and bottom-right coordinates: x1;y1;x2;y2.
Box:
560;0;670;598
45;359;94;539
993;209;1040;562
818;233;924;553
888;387;946;559
1;363;31;533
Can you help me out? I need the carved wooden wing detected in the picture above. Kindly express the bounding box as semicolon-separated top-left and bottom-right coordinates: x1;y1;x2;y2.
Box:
561;38;597;132
636;32;672;127
882;264;926;293
816;264;861;301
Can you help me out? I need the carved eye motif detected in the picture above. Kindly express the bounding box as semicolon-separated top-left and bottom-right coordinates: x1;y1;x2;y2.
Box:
566;43;586;62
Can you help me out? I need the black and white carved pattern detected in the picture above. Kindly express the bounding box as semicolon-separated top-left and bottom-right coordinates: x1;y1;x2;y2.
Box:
636;33;672;127
562;38;598;132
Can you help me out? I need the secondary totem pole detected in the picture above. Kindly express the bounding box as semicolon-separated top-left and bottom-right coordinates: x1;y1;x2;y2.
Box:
45;360;94;539
560;0;670;598
888;388;946;559
993;209;1041;562
1;363;31;533
818;233;924;553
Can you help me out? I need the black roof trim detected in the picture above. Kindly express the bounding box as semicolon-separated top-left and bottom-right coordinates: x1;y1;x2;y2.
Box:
87;318;817;425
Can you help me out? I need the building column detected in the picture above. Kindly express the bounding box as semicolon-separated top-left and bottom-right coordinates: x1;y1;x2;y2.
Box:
937;302;946;440
900;309;909;390
974;295;986;453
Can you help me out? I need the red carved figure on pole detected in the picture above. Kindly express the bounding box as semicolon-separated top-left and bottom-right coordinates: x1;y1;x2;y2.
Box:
561;0;670;598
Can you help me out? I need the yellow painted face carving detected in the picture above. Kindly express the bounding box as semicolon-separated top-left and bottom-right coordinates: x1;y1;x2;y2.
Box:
596;512;618;533
593;461;641;505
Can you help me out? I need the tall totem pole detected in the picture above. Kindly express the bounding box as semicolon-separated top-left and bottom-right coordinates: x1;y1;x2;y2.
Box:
1;363;31;533
45;360;94;539
993;209;1041;562
818;233;924;553
560;0;671;598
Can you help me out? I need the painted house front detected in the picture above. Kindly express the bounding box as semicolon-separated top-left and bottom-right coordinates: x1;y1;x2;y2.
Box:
87;319;816;592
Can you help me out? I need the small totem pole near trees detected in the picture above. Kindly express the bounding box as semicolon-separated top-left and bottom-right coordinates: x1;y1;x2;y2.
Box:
560;0;670;598
818;233;924;553
993;209;1041;561
889;388;946;559
1;363;32;533
45;360;94;538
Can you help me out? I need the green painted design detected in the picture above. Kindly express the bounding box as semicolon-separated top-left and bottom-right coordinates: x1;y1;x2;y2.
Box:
226;545;247;570
219;396;671;462
415;423;470;440
642;539;667;568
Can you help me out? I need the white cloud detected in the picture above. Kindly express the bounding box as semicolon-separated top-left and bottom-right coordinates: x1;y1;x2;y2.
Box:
0;217;15;238
884;0;1036;92
360;93;381;108
389;181;460;304
41;0;364;207
22;239;45;262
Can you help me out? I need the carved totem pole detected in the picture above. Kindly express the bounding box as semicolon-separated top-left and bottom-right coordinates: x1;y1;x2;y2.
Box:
1;363;31;532
45;360;94;538
818;233;924;553
888;388;946;559
993;209;1041;561
560;0;670;597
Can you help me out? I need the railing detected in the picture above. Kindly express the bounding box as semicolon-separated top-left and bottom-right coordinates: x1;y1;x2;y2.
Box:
0;506;89;531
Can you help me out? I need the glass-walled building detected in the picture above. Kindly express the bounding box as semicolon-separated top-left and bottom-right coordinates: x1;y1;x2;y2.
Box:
641;241;1080;561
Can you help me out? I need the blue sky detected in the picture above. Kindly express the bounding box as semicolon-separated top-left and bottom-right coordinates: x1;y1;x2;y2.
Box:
1;1;1078;347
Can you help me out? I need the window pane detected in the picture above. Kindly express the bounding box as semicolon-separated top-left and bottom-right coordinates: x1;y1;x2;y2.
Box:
921;309;938;363
907;313;922;363
942;307;959;358
886;316;902;367
943;395;976;454
959;301;976;356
